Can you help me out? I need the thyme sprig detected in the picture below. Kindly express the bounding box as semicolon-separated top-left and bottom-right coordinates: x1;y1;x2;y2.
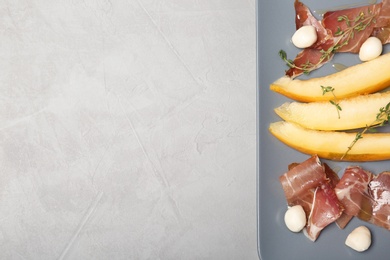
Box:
321;86;342;119
332;9;376;52
341;102;390;159
279;50;313;75
280;8;377;75
278;49;329;75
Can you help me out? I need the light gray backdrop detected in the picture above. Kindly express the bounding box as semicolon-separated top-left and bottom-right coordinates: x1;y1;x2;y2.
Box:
0;0;257;259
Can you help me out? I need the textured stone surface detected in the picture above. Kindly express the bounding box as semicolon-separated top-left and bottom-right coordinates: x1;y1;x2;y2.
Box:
0;0;257;259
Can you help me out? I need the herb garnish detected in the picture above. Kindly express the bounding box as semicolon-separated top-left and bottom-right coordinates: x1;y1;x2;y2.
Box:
279;50;313;75
341;102;390;159
278;50;325;75
321;86;342;119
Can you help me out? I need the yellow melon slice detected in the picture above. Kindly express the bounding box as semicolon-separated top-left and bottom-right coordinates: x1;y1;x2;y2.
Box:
270;52;390;102
274;91;390;131
269;121;390;161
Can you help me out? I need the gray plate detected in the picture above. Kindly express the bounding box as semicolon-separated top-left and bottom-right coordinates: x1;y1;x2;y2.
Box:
256;0;390;259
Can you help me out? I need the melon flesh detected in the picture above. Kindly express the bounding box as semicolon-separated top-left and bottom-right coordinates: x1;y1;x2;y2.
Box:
270;52;390;102
274;91;390;131
269;121;390;161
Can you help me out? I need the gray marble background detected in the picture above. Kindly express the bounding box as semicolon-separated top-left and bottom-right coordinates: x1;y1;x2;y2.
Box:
0;0;257;259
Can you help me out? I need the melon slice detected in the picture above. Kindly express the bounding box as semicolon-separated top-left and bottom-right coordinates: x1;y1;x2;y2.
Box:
270;52;390;102
269;121;390;161
274;91;390;131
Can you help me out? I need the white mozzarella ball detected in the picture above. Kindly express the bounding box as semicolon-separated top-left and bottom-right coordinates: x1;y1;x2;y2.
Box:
284;205;306;232
359;37;383;62
345;226;372;252
292;25;318;48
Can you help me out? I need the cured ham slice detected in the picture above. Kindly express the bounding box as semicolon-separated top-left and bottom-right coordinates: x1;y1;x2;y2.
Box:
293;163;340;217
294;0;334;50
282;159;339;220
288;191;315;217
335;166;373;215
356;192;374;222
279;155;326;202
304;182;344;241
366;171;390;230
324;163;340;188
322;3;383;53
335;213;354;229
333;167;390;231
376;0;390;28
371;27;390;44
286;1;335;78
334;166;373;228
285;48;334;78
371;0;390;43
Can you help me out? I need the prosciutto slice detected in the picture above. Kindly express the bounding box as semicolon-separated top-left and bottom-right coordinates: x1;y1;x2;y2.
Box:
322;2;383;53
287;1;335;78
366;171;390;230
280;157;344;242
304;182;344;241
334;166;373;228
286;48;334;78
335;166;373;216
294;0;334;49
376;0;390;27
335;212;354;229
324;163;340;188
371;27;390;44
288;191;315;217
371;0;390;43
279;155;326;202
281;158;339;221
292;163;340;219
